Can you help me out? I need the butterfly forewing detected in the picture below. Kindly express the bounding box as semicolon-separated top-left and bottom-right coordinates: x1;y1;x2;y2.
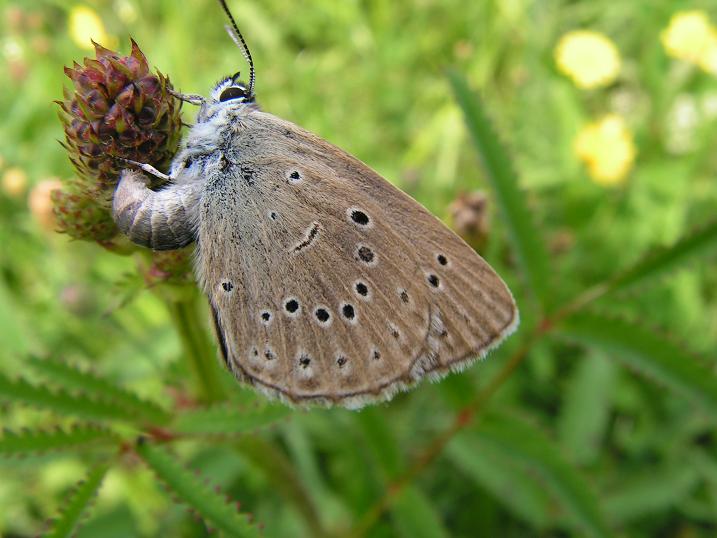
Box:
199;110;517;408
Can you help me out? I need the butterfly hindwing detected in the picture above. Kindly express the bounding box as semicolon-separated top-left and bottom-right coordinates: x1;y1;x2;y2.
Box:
199;110;518;408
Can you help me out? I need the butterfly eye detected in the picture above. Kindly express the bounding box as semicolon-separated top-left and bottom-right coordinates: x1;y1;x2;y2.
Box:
219;86;250;102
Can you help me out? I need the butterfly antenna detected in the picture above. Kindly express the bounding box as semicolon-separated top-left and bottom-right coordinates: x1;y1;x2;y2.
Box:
217;0;255;96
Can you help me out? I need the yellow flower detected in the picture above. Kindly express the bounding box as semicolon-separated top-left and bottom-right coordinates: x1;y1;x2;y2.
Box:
555;30;621;89
661;11;716;64
28;178;63;232
574;114;636;186
68;6;110;50
2;167;28;198
699;34;717;74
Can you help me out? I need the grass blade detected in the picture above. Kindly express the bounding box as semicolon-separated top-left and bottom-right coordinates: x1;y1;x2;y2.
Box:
45;463;108;538
27;356;170;424
135;439;260;537
476;413;611;538
0;425;118;456
0;372;139;422
449;71;551;309
559;313;717;414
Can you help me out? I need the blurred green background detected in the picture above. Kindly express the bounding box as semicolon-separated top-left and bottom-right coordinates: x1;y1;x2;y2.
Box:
1;0;717;537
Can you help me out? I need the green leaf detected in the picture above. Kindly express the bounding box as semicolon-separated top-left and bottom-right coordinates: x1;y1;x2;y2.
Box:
0;425;118;456
135;439;260;537
446;433;552;528
449;71;551;309
356;407;403;478
603;466;699;524
46;463;109;538
558;353;618;465
603;220;717;297
172;403;289;436
559;313;717;414
0;372;139;422
475;413;611;538
27;357;170;424
236;436;325;537
391;486;449;538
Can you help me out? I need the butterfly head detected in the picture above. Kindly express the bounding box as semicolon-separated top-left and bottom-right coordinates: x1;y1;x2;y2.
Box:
211;72;255;105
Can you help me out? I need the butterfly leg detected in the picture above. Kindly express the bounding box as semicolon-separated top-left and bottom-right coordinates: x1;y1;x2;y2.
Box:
169;88;206;105
112;169;201;250
117;157;173;182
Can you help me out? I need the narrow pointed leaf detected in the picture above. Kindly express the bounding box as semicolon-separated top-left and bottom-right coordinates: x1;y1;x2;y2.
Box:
135;440;260;537
447;433;552;528
449;71;551;309
172;403;289;436
475;413;611;538
27;356;170;424
0;372;136;422
557;353;617;465
603;220;717;297
559;313;717;414
46;463;109;538
603;466;699;524
0;425;118;456
391;486;449;538
236;436;325;537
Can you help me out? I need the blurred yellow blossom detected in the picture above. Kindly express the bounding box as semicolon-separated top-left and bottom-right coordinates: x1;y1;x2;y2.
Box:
555;30;621;89
661;10;716;64
68;6;113;50
575;114;636;186
29;178;63;232
2;167;27;198
699;36;717;74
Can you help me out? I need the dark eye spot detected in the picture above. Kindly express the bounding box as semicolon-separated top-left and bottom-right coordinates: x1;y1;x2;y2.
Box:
391;328;400;339
222;281;234;292
299;355;311;368
399;289;409;303
342;304;355;320
315;308;330;323
357;246;374;263
427;274;440;288
289;170;301;182
355;282;368;296
285;299;299;313
372;349;381;360
270;211;278;220
350;210;370;226
336;356;347;367
185;156;193;168
252;347;259;357
261;311;271;322
437;254;448;266
265;349;276;360
219;85;249;102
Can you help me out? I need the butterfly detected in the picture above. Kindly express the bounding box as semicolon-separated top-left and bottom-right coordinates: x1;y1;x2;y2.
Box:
112;0;518;409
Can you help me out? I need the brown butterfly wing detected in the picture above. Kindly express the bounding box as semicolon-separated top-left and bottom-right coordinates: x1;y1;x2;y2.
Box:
199;110;518;408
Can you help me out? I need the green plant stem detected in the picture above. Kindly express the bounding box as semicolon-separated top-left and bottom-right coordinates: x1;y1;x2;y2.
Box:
166;293;226;403
346;312;570;536
346;335;537;538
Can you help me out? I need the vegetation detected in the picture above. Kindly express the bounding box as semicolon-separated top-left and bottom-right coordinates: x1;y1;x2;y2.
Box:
1;1;716;536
